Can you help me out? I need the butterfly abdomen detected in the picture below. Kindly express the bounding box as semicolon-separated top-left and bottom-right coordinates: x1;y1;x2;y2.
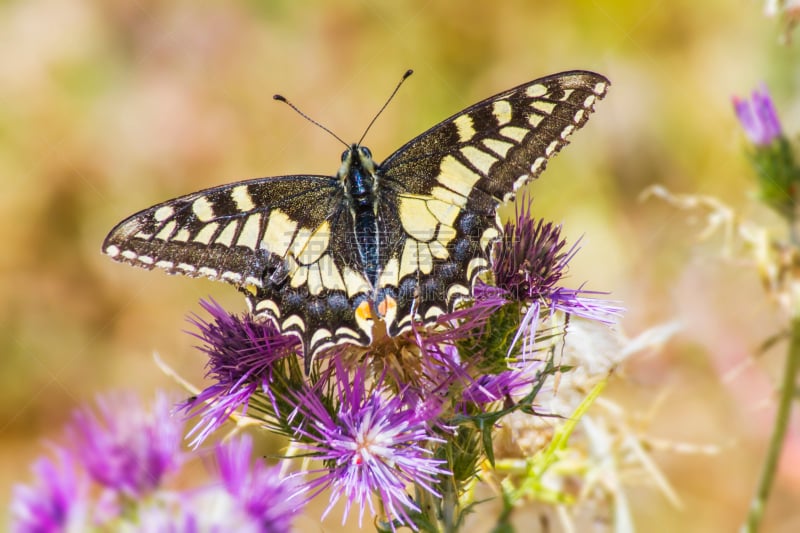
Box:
353;205;379;285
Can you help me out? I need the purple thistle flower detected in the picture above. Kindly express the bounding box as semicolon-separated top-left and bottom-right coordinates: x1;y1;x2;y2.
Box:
66;391;183;498
493;198;574;302
10;448;88;533
733;84;783;146
215;434;305;532
183;299;298;447
484;197;624;357
290;362;448;530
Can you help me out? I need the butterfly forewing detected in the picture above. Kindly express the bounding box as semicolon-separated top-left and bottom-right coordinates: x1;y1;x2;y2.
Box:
103;70;609;366
376;71;609;334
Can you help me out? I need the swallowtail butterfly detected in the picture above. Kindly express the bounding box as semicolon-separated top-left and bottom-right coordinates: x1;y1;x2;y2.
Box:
104;70;609;368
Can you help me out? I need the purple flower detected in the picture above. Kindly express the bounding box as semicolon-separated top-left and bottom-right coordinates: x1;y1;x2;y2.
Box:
733;85;783;146
291;362;448;529
474;196;625;359
10;449;88;533
493;198;574;302
67;391;183;497
183;299;298;446
133;435;304;532
215;434;304;532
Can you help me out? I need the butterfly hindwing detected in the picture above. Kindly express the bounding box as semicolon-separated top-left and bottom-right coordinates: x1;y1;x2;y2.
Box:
375;71;609;334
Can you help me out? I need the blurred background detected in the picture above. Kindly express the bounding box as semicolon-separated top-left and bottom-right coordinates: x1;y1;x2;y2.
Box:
2;0;800;530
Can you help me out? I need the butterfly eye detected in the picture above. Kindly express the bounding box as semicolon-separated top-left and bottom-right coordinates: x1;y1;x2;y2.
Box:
360;146;372;159
341;150;350;162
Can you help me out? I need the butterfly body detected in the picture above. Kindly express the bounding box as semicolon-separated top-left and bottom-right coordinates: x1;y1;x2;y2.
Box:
103;71;609;367
340;145;381;286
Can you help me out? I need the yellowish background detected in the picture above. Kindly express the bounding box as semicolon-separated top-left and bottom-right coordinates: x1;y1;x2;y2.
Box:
2;0;800;531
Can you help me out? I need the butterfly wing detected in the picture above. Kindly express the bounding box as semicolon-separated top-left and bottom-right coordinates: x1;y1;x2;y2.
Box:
376;70;609;334
103;175;375;358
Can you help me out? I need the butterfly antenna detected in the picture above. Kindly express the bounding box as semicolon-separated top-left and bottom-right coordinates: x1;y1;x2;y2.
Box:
357;69;414;146
273;94;349;148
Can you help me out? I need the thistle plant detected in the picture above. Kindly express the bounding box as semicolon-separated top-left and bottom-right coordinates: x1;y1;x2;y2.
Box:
179;194;623;531
11;196;630;532
733;84;800;533
645;84;800;533
733;85;798;220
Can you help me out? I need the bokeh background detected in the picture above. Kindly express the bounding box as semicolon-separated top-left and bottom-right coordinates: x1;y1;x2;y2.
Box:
3;0;800;531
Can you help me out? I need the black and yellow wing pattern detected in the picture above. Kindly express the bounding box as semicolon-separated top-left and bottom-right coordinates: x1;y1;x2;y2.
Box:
103;70;609;367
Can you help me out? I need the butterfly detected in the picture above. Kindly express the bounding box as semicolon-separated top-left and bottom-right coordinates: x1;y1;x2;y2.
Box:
103;70;609;369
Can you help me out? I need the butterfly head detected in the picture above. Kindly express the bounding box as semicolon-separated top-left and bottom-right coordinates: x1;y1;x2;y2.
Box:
338;144;379;196
339;144;377;177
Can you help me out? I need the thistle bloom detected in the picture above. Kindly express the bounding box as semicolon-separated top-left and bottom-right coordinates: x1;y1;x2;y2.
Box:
493;209;573;302
10;449;88;533
291;362;448;529
215;434;304;531
67;391;182;498
488;197;623;355
733;85;783;146
12;392;304;533
183;299;298;446
20;193;624;530
733;85;799;219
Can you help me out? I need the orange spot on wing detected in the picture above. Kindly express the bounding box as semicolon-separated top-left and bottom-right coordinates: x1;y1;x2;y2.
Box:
377;295;397;317
356;300;374;321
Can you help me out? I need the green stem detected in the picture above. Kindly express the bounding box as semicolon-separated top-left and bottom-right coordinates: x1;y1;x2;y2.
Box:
416;484;445;533
742;316;800;532
441;481;458;533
